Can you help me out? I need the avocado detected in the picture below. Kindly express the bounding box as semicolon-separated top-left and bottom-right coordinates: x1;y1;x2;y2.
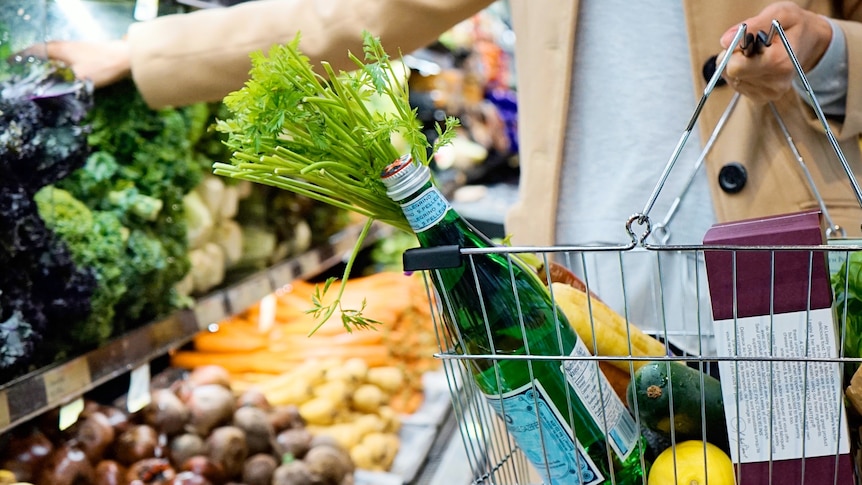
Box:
627;360;729;454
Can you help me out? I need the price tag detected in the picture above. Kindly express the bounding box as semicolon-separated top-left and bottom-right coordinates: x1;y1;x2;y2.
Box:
227;274;272;314
127;364;152;413
58;397;84;431
258;293;277;333
194;292;228;330
43;358;90;405
0;391;9;429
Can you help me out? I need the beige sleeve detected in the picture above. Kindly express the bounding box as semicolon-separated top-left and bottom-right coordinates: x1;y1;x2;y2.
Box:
832;18;862;139
127;0;491;108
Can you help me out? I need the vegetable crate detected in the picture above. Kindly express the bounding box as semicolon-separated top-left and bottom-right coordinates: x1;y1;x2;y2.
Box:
404;239;862;485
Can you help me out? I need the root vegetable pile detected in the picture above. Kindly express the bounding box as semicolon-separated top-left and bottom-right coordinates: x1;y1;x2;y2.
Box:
0;365;357;485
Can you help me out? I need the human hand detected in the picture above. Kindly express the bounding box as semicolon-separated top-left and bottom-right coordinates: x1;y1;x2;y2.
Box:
17;39;132;88
718;1;832;103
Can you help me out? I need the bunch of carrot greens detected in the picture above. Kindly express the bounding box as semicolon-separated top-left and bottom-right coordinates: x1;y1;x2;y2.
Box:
214;32;459;333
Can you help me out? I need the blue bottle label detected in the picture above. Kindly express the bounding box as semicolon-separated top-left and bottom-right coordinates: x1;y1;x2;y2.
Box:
485;380;604;485
561;338;639;461
401;186;449;232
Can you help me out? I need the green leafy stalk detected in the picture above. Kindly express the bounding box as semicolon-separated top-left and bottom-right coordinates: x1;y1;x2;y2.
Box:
216;31;460;332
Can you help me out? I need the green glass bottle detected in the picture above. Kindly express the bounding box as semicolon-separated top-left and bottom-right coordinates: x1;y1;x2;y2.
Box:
381;155;647;485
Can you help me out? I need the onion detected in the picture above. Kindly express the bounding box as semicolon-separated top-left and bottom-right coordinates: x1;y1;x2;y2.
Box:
36;442;96;485
187;366;231;390
144;389;191;436
205;426;248;480
116;425;160;466
94;459;127;485
126;457;176;484
0;427;53;481
76;411;116;464
186;384;235;436
169;433;206;469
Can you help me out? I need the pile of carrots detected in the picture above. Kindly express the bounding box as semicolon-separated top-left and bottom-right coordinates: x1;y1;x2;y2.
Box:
171;271;441;414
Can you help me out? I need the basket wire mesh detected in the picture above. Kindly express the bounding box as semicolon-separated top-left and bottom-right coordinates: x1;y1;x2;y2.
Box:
405;20;862;485
412;243;862;485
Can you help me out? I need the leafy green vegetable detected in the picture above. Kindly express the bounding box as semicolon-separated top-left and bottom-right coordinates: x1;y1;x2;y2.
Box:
0;311;33;369
35;187;127;348
215;32;459;332
0;60;97;376
57;80;203;330
831;251;862;379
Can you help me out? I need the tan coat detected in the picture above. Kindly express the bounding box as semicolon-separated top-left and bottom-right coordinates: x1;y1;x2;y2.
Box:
128;0;862;245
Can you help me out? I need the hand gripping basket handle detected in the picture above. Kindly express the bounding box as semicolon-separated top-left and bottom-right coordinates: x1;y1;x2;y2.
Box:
630;20;862;245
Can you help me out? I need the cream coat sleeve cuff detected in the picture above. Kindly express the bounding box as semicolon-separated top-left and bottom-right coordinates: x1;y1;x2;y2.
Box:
814;18;862;140
792;18;847;116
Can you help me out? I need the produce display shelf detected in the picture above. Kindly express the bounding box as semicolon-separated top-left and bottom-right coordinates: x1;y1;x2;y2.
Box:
0;221;392;436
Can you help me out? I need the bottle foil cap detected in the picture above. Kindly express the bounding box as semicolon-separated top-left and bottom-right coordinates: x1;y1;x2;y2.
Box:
380;154;431;201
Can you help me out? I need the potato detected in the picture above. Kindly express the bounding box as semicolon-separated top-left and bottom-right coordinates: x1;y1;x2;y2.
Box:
352;414;386;436
341;358;369;382
310;424;363;451
313;380;353;405
299;398;339;426
351;385;386;414
365;367;405;395
376;406;401;434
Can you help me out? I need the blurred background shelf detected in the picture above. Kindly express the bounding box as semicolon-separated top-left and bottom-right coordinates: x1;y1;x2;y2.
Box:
0;221;391;435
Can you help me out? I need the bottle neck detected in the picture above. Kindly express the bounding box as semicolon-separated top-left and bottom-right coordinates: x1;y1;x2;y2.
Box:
381;155;492;248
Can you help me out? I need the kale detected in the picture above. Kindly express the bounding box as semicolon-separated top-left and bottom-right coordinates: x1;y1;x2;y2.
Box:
0;311;34;372
57;80;203;331
35;187;127;351
0;60;97;374
0;61;91;191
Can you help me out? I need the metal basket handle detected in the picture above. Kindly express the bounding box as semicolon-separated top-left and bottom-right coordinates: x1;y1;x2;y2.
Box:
628;20;862;245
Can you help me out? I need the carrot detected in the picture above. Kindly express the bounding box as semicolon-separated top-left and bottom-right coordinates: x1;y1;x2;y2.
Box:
193;328;269;353
268;331;385;351
275;314;355;336
172;342;393;373
170;350;298;374
294;345;392;367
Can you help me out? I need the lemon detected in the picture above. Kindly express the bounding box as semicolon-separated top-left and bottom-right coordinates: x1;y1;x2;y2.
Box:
648;440;735;485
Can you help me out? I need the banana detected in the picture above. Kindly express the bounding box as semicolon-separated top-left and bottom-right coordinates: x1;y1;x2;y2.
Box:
551;282;667;371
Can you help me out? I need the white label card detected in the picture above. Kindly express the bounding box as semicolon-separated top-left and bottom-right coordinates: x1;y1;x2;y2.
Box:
258;293;277;332
58;397;84;431
715;308;850;463
127;364;152;413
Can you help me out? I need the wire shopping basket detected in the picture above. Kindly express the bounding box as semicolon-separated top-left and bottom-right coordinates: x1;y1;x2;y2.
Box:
403;21;862;485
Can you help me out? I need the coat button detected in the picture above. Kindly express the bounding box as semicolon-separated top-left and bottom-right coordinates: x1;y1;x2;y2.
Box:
718;162;747;193
702;55;727;87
